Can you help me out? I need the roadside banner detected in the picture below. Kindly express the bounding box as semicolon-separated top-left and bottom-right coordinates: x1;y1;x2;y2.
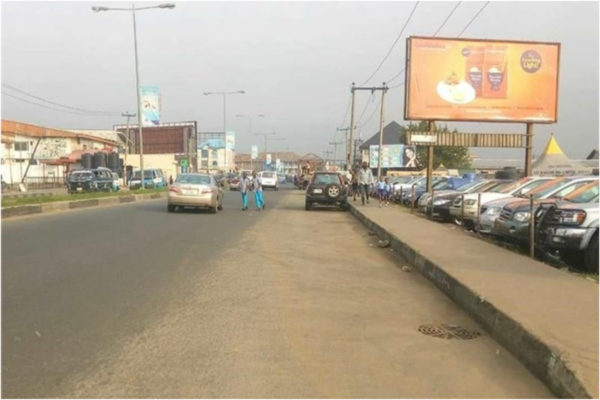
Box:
266;154;272;165
226;132;235;151
140;86;160;126
251;145;258;160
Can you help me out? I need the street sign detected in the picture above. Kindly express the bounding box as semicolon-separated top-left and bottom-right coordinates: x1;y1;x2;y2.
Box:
180;158;189;167
251;145;258;160
406;131;527;148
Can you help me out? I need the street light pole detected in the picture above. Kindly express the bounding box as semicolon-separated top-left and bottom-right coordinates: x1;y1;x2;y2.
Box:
237;114;265;171
121;112;136;185
92;3;175;190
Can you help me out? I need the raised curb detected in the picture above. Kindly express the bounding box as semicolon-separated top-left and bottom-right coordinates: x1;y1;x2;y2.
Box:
349;203;592;399
2;192;168;220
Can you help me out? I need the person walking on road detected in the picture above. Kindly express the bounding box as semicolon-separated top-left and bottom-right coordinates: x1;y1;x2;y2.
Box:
252;171;265;211
351;167;359;202
376;176;386;208
240;171;251;211
359;161;374;205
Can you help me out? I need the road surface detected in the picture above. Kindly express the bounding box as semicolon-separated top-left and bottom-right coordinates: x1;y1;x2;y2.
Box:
2;186;552;398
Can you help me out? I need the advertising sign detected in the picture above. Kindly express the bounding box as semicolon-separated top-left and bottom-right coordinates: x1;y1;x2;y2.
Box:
369;145;419;168
266;154;272;165
140;86;161;127
405;37;560;123
226;132;235;151
251;145;258;160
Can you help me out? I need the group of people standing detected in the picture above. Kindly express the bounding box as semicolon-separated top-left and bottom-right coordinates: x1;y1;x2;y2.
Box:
239;171;265;211
350;161;393;207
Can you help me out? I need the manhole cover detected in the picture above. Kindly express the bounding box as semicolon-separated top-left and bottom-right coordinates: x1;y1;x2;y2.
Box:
418;324;480;340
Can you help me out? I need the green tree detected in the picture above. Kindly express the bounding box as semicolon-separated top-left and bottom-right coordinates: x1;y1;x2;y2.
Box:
404;122;472;169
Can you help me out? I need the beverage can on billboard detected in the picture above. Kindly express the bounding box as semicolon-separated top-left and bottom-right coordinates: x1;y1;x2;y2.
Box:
404;37;560;123
140;86;160;127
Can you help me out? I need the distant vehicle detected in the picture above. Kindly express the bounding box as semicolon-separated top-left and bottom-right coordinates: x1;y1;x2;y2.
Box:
111;172;120;192
67;167;114;193
537;199;599;273
305;172;348;211
129;168;166;190
398;177;461;207
259;171;279;190
229;174;241;191
277;174;286;184
167;173;224;214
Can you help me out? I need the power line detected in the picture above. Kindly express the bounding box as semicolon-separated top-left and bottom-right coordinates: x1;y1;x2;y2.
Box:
433;1;462;37
338;94;352;128
357;98;382;128
457;1;490;37
355;93;375;125
358;1;419;87
2;91;118;117
1;83;122;116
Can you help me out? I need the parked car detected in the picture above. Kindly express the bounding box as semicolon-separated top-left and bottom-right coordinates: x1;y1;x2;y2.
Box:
537;199;599;273
492;179;599;244
305;172;348;211
417;177;477;212
423;180;509;222
167;173;224;214
67;167;114;193
129;168;166;190
111;172;120;192
449;176;554;228
399;177;466;207
277;174;286;184
229;175;241;191
259;171;279;190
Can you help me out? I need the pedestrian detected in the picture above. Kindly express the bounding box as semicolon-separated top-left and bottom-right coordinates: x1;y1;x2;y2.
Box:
240;171;251;211
358;161;374;205
384;176;392;207
252;170;265;211
351;167;359;202
169;175;173;185
377;176;386;208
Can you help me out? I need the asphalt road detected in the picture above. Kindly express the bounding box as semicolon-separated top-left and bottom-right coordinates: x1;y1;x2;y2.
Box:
2;186;552;398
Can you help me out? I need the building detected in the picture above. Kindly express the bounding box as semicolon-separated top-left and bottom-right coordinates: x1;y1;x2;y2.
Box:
113;121;197;180
1;120;119;187
299;153;325;173
358;121;405;166
197;132;236;172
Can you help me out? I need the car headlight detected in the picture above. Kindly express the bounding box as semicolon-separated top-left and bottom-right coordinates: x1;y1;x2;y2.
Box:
514;211;531;222
485;207;502;216
559;210;586;225
433;199;450;206
464;199;477;206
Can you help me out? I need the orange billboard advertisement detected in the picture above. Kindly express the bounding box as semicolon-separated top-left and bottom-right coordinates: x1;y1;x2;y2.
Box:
404;37;560;123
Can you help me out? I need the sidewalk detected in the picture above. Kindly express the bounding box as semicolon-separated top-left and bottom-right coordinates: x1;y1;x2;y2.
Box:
349;202;598;399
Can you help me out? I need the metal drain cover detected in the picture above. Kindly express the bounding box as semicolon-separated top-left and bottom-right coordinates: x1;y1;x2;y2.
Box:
419;324;480;340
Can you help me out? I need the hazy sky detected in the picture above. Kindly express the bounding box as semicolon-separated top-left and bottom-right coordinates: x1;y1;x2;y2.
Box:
2;1;598;159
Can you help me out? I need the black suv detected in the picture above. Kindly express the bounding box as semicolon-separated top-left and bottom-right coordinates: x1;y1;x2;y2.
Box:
67;167;114;193
305;172;349;211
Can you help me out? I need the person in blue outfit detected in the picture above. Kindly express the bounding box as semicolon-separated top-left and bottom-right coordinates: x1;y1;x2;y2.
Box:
384;176;393;207
252;171;265;211
240;171;251;211
376;176;386;208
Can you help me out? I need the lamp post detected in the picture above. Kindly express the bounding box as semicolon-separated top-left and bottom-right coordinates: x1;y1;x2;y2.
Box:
204;91;245;135
92;3;175;189
236;114;265;171
254;132;276;171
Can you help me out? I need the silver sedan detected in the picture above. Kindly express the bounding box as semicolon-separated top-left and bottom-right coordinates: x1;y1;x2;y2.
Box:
168;173;224;213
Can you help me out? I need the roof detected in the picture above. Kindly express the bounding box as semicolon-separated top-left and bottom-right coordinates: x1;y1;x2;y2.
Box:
1;120;118;146
587;149;599;160
359;121;404;150
532;134;591;175
235;152;300;163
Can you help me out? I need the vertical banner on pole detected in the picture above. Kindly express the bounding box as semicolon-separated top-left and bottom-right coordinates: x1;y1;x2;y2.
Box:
140;86;160;127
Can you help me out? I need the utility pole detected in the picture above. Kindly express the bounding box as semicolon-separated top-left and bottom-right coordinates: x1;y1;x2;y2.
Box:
121;112;136;185
349;83;388;170
329;141;343;170
336;127;351;169
323;150;333;168
377;83;388;179
348;83;356;170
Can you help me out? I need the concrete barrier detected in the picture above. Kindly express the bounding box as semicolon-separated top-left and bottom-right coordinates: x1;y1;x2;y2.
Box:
2;192;167;220
348;203;596;399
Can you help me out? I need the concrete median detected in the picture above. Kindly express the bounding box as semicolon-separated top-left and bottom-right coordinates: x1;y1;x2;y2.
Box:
2;192;168;220
349;203;598;399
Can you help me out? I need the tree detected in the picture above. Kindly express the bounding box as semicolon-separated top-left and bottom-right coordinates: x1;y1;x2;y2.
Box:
404;122;472;169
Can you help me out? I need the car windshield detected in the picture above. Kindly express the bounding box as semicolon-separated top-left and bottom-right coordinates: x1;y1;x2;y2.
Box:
432;179;449;189
457;180;482;192
313;174;339;185
71;172;93;179
132;171;154;179
176;175;211;185
262;172;275;178
564;183;600;203
393;176;413;184
497;177;533;193
527;178;571;199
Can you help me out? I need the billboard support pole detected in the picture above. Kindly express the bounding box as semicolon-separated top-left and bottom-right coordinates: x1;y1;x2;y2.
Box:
426;121;435;193
377;83;388;179
348;83;356;169
525;123;534;177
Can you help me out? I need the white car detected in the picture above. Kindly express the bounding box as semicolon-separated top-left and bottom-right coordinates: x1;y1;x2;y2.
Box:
450;176;554;226
259;171;279;190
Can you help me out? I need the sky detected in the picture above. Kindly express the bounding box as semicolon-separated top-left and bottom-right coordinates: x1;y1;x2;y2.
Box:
1;1;598;160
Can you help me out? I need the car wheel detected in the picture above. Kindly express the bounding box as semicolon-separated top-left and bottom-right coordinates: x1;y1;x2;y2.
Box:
210;202;218;214
585;232;599;273
275;187;279;191
218;197;224;210
168;204;176;213
305;200;312;211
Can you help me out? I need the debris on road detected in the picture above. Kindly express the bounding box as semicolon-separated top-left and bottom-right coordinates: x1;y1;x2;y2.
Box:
401;265;412;272
35;331;41;337
378;240;390;248
368;231;376;236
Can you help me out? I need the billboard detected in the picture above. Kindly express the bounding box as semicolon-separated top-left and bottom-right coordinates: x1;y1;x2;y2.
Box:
266;154;272;165
251;145;258;160
405;37;560;123
226;132;235;151
369;145;419;168
141;86;161;127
